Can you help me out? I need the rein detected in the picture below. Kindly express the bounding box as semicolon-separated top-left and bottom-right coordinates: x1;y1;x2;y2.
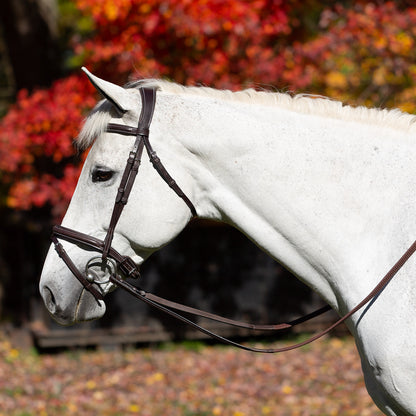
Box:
52;86;416;353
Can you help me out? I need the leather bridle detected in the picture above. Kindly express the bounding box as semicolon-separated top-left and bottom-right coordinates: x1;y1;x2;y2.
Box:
51;86;416;353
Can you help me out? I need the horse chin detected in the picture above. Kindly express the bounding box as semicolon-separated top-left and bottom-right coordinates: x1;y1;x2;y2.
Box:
74;290;107;323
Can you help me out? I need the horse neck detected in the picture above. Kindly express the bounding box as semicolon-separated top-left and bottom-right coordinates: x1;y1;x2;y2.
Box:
173;94;416;311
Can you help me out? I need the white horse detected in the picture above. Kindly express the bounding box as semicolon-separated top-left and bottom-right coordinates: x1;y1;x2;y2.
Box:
40;68;416;415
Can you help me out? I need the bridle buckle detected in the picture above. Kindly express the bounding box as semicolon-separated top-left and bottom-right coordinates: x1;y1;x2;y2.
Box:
119;256;140;279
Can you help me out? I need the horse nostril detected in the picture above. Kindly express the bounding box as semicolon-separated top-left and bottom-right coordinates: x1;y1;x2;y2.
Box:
42;286;57;313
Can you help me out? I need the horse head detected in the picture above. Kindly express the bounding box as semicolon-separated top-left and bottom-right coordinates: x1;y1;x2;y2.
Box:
39;69;196;324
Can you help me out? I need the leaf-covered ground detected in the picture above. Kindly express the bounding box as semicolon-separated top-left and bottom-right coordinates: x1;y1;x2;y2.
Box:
0;334;381;416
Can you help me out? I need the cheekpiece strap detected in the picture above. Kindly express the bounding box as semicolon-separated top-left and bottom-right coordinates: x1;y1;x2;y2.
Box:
102;87;157;259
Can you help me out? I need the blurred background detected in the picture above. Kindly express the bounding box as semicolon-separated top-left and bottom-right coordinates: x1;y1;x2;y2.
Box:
1;0;416;349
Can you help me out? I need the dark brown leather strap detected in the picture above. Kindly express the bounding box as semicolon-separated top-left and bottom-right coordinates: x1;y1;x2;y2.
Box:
102;137;145;259
51;234;104;301
102;87;156;259
142;134;197;217
109;238;416;353
53;225;140;280
106;123;198;217
141;291;331;331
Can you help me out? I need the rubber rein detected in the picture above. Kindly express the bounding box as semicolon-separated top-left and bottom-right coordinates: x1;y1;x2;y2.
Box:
52;86;416;353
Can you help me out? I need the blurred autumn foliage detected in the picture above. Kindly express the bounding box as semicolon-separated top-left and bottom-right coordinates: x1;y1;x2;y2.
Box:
1;76;95;216
3;0;416;216
2;0;416;217
1;0;416;322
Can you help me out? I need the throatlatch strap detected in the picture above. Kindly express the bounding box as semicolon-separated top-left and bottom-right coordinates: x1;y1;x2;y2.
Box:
142;134;197;217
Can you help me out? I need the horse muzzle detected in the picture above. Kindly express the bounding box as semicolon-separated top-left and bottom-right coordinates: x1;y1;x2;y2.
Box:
40;277;107;325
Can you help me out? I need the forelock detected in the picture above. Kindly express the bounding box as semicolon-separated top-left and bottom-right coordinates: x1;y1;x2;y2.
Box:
77;100;118;150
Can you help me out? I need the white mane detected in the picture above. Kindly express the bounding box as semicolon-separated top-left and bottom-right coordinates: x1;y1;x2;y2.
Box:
78;79;416;149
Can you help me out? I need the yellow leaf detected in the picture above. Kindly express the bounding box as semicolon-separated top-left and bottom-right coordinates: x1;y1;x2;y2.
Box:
104;1;118;21
262;405;272;414
86;380;96;389
129;404;140;413
8;348;19;359
374;36;387;50
396;32;413;54
326;72;347;89
146;372;165;385
282;384;293;394
212;405;222;415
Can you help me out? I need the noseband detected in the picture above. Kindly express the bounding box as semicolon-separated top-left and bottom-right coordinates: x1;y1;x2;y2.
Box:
52;86;416;353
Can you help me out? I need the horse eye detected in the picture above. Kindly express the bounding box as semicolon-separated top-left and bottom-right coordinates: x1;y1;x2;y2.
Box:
92;167;114;183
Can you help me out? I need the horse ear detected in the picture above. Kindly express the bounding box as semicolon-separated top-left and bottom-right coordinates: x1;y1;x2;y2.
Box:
82;67;130;114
